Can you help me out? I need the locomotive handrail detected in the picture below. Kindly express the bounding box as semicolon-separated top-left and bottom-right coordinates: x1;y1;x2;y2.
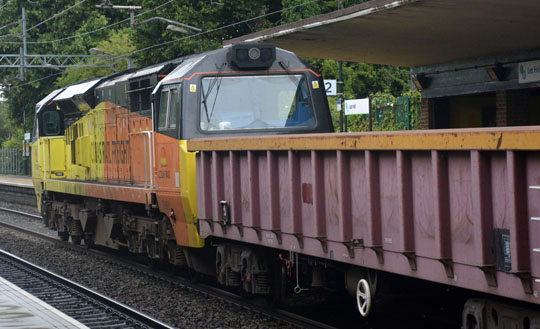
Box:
41;136;64;180
128;130;154;188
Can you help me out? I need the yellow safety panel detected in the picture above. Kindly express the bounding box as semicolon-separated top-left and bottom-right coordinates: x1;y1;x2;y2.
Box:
40;137;66;177
179;140;204;248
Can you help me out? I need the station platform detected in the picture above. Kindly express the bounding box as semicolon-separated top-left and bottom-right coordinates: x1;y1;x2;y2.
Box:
0;276;88;328
0;175;33;188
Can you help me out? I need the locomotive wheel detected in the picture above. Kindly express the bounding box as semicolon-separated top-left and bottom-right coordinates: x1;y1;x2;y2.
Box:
165;247;180;276
71;235;81;245
40;198;49;226
188;268;202;283
145;240;158;269
84;235;95;249
58;231;69;241
356;279;372;317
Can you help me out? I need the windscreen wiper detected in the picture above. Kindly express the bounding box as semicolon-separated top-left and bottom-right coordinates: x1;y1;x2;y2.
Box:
201;63;225;123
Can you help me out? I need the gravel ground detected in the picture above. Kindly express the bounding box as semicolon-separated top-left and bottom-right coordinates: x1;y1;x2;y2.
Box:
0;207;297;329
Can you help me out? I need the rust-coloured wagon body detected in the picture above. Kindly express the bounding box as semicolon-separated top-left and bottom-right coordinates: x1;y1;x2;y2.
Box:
191;126;540;306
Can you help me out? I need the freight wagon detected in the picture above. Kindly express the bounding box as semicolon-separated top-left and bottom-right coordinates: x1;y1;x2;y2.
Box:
31;43;540;328
189;128;540;327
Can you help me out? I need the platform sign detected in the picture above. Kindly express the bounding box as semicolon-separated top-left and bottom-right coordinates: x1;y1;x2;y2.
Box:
519;60;540;84
324;79;337;96
24;133;30;141
344;98;369;115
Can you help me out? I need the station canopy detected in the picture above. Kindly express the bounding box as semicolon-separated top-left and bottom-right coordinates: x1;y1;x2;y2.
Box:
224;0;540;67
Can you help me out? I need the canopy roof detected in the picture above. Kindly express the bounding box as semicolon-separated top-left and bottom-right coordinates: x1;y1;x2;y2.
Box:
225;0;540;67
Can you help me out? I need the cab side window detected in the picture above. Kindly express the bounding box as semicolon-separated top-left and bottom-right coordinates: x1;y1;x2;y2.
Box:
44;111;61;135
158;90;169;129
157;84;181;138
39;110;65;137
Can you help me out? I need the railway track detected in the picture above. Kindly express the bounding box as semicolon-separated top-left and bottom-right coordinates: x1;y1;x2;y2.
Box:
0;206;41;220
0;249;173;329
0;205;337;329
0;183;36;206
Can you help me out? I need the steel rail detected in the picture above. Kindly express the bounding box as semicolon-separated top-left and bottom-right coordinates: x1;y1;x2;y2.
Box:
0;183;36;206
0;249;174;329
0;209;337;329
0;206;41;219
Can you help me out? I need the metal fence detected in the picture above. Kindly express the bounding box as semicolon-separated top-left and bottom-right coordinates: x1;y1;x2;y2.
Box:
372;95;421;130
0;148;22;175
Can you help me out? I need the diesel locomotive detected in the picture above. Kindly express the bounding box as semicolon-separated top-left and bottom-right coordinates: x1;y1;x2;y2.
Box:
31;43;333;298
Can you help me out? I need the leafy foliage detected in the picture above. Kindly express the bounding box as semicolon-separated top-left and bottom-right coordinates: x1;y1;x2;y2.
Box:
131;0;270;66
0;0;417;148
56;28;135;87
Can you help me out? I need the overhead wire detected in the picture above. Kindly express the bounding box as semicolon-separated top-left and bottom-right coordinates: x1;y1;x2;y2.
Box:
0;0;174;45
0;0;13;10
6;71;64;90
0;31;19;39
0;20;19;32
122;0;319;57
0;0;173;83
0;0;314;46
0;0;88;40
0;7;20;39
26;0;89;33
2;0;318;84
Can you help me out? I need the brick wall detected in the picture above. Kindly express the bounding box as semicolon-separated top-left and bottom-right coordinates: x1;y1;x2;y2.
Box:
420;98;435;129
496;90;508;126
496;90;530;126
424;89;536;129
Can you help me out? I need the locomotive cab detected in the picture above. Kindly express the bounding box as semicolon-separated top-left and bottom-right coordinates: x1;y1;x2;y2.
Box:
152;43;334;140
31;88;68;185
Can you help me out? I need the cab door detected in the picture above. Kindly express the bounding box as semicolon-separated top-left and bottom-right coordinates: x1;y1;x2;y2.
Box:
154;84;203;247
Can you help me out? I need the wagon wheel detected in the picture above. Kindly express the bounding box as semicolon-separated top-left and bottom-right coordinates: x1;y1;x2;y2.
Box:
356;279;372;317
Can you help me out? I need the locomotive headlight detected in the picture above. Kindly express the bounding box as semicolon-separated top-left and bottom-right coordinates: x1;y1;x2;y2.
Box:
228;43;276;70
248;47;261;60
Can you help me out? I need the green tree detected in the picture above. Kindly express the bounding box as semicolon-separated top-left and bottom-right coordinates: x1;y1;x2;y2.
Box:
0;0;417;143
0;0;135;138
56;28;135;87
131;0;270;67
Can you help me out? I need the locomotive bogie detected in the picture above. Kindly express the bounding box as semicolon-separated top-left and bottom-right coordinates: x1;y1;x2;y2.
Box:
215;243;271;295
39;192;183;260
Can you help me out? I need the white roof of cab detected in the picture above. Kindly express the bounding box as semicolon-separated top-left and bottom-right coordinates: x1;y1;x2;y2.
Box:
55;79;101;101
35;88;64;113
159;56;205;85
98;65;167;88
